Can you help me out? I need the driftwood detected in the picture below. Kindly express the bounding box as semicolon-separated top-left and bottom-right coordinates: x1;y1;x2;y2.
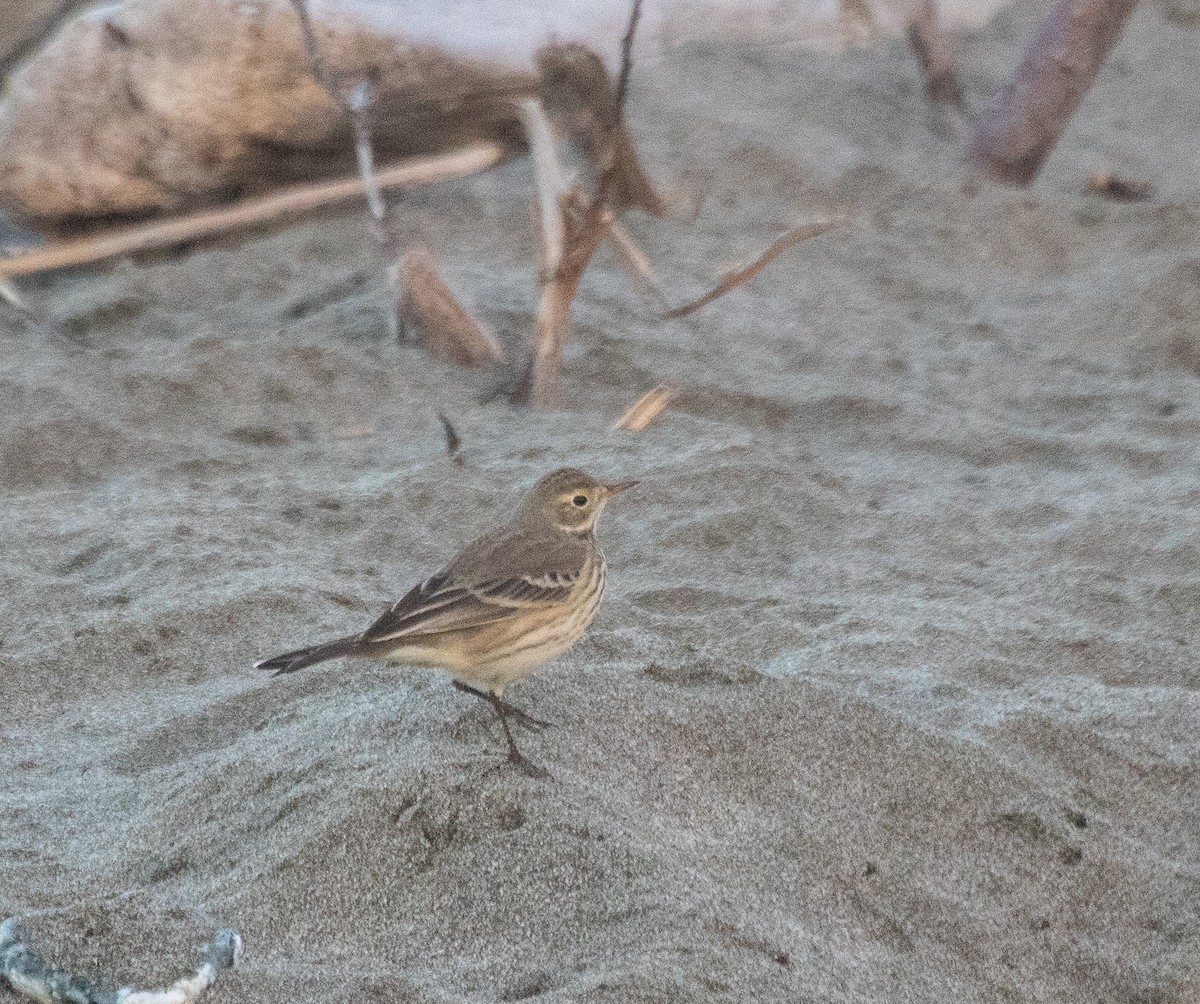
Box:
1;917;242;1004
0;146;504;280
966;0;1141;186
0;0;663;227
396;247;505;366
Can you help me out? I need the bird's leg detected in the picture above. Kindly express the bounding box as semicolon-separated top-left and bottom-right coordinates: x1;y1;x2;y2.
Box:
451;681;550;778
451;680;552;731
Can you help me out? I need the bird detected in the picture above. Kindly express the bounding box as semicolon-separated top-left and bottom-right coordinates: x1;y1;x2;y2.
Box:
254;467;636;776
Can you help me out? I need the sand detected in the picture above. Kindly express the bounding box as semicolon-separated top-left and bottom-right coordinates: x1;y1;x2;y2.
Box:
2;1;1199;1001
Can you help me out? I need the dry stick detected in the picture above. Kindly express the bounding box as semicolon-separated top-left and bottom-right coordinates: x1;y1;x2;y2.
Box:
663;215;847;320
289;0;404;337
966;0;1140;186
906;0;963;106
614;383;674;431
517;98;570;277
607;219;667;306
514;0;644;407
517;193;612;407
0;145;504;280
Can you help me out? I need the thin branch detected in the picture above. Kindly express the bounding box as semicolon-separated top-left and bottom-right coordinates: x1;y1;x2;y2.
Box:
966;0;1140;186
347;83;395;256
606;220;667;306
288;0;403;335
663;215;847;320
596;0;644;206
0;145;504;279
610;0;643;128
514;192;611;406
516;98;570;276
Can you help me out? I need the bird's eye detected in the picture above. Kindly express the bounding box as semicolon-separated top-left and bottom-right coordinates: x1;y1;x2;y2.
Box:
572;494;588;507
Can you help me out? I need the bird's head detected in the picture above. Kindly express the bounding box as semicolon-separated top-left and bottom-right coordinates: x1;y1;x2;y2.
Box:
520;467;637;534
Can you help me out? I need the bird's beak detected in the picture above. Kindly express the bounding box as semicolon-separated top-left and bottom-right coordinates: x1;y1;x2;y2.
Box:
604;480;638;496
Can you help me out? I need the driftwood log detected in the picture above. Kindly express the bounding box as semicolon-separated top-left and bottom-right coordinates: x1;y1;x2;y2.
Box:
0;0;663;228
966;0;1141;185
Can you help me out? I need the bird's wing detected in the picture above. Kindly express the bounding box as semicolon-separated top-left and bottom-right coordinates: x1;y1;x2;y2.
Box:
359;528;586;645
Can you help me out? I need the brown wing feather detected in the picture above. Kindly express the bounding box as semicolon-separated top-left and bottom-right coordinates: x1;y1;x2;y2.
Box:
359;525;587;645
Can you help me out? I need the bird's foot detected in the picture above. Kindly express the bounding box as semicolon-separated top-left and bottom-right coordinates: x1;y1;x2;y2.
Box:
498;701;553;733
507;747;551;780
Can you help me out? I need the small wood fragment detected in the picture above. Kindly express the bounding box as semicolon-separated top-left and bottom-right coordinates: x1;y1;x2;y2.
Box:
0;278;26;311
437;412;464;465
663;215;847;320
615;384;675;431
396;247;504;367
1086;171;1154;201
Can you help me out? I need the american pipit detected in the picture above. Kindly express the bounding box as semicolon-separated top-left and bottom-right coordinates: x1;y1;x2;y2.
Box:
255;468;635;776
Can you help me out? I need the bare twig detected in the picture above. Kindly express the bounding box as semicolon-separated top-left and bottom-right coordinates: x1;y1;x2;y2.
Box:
615;383;675;431
1086;171;1154;201
596;0;644;206
288;0;403;336
966;0;1140;186
396;247;505;367
906;0;963;106
0;145;504;280
606;220;667;306
610;0;643;128
663;215;847;320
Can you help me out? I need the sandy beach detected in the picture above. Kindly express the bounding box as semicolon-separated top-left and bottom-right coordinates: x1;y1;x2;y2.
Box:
2;1;1198;1001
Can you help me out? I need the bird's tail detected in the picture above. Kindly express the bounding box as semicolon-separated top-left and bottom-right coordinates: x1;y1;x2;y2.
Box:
254;635;359;676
